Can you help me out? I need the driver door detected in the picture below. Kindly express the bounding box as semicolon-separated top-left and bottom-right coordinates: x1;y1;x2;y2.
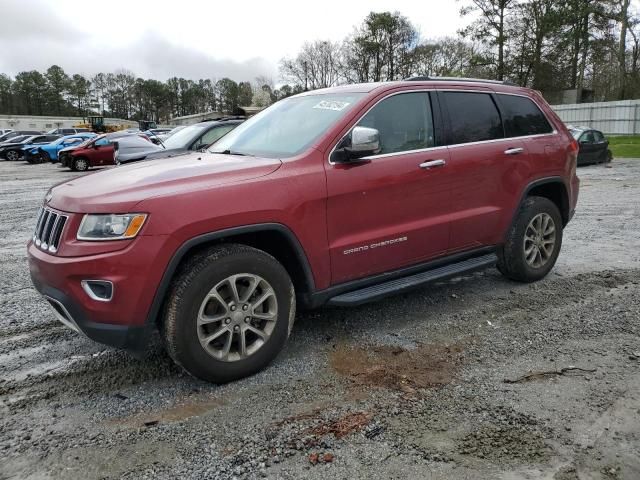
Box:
324;91;451;284
93;138;115;165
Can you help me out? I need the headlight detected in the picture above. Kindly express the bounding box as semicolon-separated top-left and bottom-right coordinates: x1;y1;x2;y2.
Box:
77;213;147;241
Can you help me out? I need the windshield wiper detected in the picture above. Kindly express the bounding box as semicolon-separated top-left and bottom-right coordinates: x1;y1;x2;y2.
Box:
217;149;250;156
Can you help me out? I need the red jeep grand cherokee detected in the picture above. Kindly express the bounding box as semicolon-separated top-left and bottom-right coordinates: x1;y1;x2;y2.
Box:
28;78;579;383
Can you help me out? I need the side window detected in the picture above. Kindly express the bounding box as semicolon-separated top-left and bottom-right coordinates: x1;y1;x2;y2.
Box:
443;92;503;144
199;125;236;147
95;138;110;146
580;131;595;144
498;94;553;137
356;92;434;155
592;131;604;142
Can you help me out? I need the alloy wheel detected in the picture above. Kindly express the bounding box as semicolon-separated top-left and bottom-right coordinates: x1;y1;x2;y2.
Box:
6;150;18;161
523;213;556;268
197;273;278;362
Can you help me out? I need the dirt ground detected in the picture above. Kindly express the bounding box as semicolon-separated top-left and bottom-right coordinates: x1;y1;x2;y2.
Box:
1;159;639;480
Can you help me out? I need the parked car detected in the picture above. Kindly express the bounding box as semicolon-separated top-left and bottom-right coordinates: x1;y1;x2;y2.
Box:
568;126;612;165
0;134;29;145
0;134;61;161
119;118;243;164
60;132;161;171
47;127;92;135
0;130;42;143
25;133;97;163
28;77;579;383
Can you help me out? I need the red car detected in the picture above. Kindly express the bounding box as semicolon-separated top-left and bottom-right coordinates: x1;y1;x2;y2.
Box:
28;77;579;383
61;133;160;171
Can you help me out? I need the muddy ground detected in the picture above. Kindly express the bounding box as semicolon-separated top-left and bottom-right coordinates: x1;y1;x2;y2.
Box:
1;160;639;480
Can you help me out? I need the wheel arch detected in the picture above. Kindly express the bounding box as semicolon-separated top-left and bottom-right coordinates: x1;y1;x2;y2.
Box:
510;177;570;234
145;223;315;328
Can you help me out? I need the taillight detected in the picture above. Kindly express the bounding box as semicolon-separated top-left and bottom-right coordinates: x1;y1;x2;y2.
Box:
569;139;579;153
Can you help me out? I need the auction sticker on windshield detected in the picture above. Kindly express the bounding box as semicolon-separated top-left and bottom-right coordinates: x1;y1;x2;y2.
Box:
313;100;350;111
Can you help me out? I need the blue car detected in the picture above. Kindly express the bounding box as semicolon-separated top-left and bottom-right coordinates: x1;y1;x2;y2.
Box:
25;133;96;163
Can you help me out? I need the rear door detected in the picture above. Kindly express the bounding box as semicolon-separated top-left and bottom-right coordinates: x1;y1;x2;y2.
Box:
325;90;451;284
440;90;530;251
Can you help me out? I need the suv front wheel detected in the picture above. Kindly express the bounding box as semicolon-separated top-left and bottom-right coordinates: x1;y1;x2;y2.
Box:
162;244;295;383
498;196;563;283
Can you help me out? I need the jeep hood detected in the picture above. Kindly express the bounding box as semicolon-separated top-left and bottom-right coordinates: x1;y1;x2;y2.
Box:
49;152;282;213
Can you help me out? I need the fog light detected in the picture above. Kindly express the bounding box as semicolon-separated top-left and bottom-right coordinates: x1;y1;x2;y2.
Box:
81;280;114;302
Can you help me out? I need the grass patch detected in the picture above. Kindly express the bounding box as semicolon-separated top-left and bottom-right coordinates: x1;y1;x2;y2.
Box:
607;136;640;158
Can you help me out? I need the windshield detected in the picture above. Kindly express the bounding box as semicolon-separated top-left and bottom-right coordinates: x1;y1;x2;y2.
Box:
163;124;207;148
209;93;366;158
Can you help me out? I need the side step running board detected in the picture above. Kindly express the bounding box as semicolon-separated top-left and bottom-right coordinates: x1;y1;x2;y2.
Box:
327;253;497;307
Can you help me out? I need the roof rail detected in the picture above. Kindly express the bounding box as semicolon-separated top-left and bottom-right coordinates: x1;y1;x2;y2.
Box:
404;76;518;86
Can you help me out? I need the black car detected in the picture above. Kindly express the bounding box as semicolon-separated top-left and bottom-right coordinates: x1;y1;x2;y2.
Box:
119;117;243;164
0;134;61;161
569;126;612;165
0;130;42;143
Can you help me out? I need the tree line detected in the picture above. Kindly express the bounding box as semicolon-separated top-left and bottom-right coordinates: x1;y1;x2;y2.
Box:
0;68;302;122
1;1;638;122
281;1;640;101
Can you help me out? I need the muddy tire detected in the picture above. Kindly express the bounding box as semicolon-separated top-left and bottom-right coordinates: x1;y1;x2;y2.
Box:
161;244;295;383
497;196;563;283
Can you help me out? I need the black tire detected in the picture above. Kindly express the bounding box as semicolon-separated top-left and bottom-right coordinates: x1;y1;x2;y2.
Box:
73;157;88;171
606;149;613;163
162;244;295;383
497;196;563;283
5;150;20;161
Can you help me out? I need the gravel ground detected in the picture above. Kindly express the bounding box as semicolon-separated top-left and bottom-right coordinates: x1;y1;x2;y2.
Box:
1;160;639;480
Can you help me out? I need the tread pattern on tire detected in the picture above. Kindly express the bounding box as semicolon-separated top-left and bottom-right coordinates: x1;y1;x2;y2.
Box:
161;243;295;383
497;196;563;283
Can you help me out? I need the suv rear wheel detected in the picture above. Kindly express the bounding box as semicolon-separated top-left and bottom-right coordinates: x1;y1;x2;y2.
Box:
498;196;563;283
162;244;295;383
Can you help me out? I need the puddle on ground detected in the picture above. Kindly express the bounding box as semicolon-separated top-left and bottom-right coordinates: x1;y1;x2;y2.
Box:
330;343;463;391
111;395;226;427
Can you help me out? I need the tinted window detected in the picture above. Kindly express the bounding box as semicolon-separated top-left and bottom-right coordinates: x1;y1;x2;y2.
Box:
498;94;552;137
579;131;595;143
357;92;434;155
443;92;503;144
592;131;605;142
95;137;110;146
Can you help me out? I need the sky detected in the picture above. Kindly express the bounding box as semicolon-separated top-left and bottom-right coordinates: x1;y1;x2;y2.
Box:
0;0;467;83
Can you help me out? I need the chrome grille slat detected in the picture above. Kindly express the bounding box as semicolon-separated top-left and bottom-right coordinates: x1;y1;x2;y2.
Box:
33;207;68;254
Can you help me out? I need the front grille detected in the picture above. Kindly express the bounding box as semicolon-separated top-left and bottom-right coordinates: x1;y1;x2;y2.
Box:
33;207;68;253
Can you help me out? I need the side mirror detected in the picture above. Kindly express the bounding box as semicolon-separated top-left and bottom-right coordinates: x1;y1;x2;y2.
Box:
331;126;381;163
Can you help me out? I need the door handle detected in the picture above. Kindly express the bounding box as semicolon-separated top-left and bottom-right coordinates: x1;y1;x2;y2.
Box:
419;159;446;169
504;147;524;155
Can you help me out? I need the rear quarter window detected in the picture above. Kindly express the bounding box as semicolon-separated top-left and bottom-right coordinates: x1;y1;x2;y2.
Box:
497;94;553;137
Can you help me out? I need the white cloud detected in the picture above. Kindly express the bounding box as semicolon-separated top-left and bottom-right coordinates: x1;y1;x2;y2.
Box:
0;0;467;81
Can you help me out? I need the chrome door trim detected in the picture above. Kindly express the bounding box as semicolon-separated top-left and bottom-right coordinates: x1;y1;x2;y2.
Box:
419;159;446;169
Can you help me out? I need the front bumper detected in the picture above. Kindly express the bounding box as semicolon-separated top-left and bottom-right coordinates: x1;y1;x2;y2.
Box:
28;235;171;351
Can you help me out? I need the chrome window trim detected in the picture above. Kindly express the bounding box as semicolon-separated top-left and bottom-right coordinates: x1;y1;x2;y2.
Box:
327;87;559;165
